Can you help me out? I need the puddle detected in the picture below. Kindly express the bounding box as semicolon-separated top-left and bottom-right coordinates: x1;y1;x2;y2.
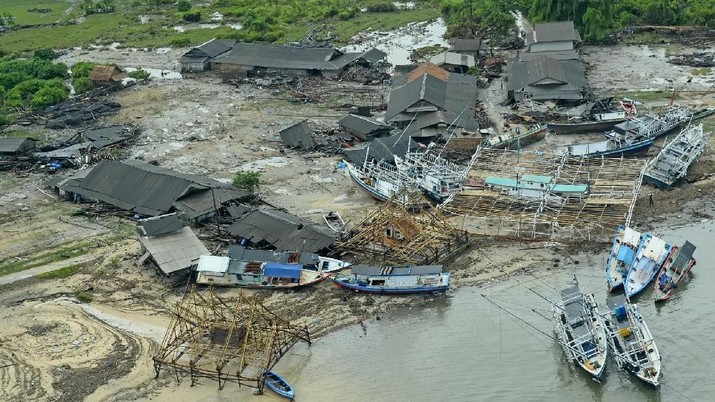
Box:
173;22;242;32
341;18;448;66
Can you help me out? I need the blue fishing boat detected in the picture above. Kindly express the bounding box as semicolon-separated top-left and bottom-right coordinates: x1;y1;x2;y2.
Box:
264;370;295;400
625;233;674;297
331;265;450;294
605;226;642;292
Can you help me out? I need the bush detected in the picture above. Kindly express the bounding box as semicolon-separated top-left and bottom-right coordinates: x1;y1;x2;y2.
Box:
71;61;97;78
128;69;150;79
177;0;192;12
72;76;94;94
33;48;57;60
183;11;201;22
36;264;81;279
232;171;260;192
75;291;93;303
30;81;69;109
366;3;398;13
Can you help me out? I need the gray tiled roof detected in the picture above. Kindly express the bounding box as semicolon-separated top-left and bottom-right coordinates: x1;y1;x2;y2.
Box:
526;21;581;45
0;137;33;153
450;38;483;52
279;120;314;149
139;226;208;275
507;56;586;92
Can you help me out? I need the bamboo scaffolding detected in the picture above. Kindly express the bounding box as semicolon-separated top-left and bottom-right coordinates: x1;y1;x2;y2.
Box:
153;286;310;392
441;149;645;241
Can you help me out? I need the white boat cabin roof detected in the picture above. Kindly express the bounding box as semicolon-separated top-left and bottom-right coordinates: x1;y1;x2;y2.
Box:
351;265;443;276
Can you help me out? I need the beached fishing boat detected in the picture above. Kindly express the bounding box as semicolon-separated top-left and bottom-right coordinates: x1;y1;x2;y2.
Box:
654;241;697;302
264;370;295;400
345;159;409;202
483;125;547;149
331;264;450;294
547;98;635;134
607;107;690;141
604;295;661;386
606;226;642;292
553;281;608;380
396;151;464;202
625;234;674;298
558;136;653;159
643;124;707;188
195;246;351;288
322;211;346;232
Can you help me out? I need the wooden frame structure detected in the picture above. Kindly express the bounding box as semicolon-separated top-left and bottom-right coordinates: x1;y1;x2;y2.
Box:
440;147;645;241
153;286;310;392
337;192;470;265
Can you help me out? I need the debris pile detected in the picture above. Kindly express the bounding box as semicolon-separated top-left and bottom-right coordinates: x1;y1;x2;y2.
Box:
668;52;715;67
42;93;121;129
339;64;389;84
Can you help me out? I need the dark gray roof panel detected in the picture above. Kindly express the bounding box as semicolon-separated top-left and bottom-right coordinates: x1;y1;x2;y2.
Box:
528;21;581;45
279;120;315;149
211;43;359;71
338;114;391;135
450;38;483;52
507;56;586;91
226;209;333;252
0;137;33;153
360;48;387;63
139;214;185;237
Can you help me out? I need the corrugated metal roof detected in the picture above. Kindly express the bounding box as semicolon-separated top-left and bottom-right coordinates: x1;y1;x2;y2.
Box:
138;213;185;237
360;48;387;64
507;57;586;94
139;226;209;275
0;137;34;153
517;50;580;62
211;43;361;71
60;160;230;216
173;187;250;220
338;114;391;135
387;71;477;123
552;184;588;193
527;21;581;45
429;51;475;67
196;255;230;273
486;177;517;187
450;38;483;52
226;209;334;252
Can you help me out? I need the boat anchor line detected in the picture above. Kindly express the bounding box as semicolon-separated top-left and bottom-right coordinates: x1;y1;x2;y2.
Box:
480;294;600;363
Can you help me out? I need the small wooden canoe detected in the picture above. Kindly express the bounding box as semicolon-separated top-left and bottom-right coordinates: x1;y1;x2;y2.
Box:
264;370;295;400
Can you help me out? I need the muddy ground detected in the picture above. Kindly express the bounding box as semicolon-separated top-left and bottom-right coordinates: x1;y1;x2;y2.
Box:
0;40;714;401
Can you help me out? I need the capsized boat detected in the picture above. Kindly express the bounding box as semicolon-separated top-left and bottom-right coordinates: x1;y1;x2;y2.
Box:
264;370;295;400
654;241;697;302
643;124;707;188
553;281;608;380
604;295;661;386
605;226;642;292
625;234;674;297
330;264;450;294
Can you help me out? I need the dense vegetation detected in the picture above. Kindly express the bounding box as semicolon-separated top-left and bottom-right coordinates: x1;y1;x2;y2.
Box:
440;0;715;42
0;51;71;125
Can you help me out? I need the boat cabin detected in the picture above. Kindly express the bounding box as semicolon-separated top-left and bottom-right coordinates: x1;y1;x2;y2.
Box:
350;265;444;288
486;174;588;198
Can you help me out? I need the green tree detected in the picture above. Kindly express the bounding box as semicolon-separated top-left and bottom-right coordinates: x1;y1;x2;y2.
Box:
72;76;94;94
33;48;56;60
232;171;260;193
29;80;68;109
177;0;192;12
71;61;97;78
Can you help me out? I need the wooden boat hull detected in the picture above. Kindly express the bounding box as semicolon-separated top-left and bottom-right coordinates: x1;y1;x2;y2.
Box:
264;371;295;400
237;273;327;290
585;138;653;158
505;127;547;149
330;276;449;294
626;234;674;297
654;241;697;302
547;118;627;134
346;162;391;202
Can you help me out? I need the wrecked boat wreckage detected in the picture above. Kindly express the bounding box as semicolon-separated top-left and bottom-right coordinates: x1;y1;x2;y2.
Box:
643;124;708;188
546;97;636;134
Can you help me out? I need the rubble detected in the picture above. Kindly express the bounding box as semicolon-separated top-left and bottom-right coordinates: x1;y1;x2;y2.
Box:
668;52;715;67
41;90;122;129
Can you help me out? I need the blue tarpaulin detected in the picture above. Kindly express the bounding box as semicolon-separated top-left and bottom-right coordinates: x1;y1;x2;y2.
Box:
617;246;636;266
263;262;302;279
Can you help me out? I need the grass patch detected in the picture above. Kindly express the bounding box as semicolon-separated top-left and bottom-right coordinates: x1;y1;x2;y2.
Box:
2;0;75;26
0;242;92;277
1;130;42;140
35;264;81;280
75;290;93;303
691;67;712;76
622;32;663;45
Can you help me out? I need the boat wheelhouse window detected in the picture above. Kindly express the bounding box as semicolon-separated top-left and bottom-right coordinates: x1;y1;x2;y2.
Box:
236;274;242;280
370;279;386;286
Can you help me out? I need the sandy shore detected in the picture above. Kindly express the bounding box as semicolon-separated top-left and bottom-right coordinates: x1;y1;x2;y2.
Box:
1;38;714;401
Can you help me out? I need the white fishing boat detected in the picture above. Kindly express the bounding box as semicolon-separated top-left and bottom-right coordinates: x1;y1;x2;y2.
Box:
553;281;608;380
345;159;410;202
605;225;642;292
607;107;690;141
395;151;464;202
604;295;661;386
322;211;346;232
625;233;673;297
643;124;707;188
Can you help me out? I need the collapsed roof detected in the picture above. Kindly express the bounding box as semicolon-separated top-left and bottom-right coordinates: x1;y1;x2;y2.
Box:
226;209;334;252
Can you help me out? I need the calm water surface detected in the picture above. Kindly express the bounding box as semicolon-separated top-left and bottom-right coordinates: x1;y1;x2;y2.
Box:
275;221;715;401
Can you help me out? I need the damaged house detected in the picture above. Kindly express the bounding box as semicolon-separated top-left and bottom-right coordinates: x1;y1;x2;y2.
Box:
225;208;335;253
89;65;126;87
136;213;209;276
338;114;392;141
450;38;487;58
57;160;250;223
179;38;236;73
342;131;419;166
428;51;476;74
386;62;480;138
279;120;315;149
507;21;587;103
209;42;382;79
0;137;36;157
